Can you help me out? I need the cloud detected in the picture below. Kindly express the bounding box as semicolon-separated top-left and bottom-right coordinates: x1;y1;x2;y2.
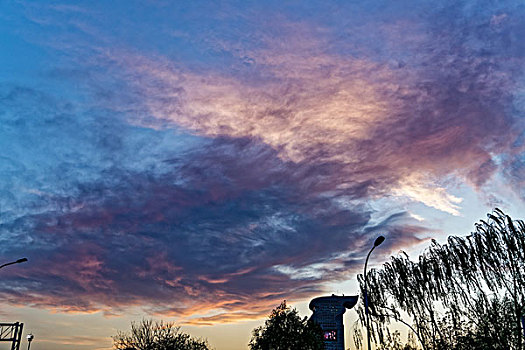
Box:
1;0;525;325
1;138;416;322
99;1;524;213
0;87;419;322
392;174;463;216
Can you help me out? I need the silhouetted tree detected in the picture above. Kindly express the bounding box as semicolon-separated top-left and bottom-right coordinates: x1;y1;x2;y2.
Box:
113;319;212;350
354;209;525;350
249;300;324;350
375;330;418;350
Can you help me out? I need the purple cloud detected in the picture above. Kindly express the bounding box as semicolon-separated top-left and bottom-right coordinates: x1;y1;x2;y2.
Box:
1;0;524;325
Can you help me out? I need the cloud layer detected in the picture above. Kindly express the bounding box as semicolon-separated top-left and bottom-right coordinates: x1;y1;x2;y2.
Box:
1;0;524;324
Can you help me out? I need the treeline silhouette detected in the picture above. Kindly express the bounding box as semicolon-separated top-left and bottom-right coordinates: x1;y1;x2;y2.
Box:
112;302;324;350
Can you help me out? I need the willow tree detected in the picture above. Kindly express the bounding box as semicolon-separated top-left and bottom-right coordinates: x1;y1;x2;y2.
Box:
354;209;525;350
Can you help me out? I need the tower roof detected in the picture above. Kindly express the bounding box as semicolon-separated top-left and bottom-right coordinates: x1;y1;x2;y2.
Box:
308;294;359;311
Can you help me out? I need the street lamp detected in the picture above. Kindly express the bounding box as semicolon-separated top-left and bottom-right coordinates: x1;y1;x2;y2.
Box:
27;333;34;350
364;236;385;350
0;258;28;269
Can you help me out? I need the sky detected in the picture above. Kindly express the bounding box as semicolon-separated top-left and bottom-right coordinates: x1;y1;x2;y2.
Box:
0;0;525;349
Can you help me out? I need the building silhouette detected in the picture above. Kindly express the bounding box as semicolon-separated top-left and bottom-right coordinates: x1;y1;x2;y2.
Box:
309;295;358;350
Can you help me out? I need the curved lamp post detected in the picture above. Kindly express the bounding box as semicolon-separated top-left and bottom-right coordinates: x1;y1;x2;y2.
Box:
364;236;385;350
0;258;28;270
27;333;34;350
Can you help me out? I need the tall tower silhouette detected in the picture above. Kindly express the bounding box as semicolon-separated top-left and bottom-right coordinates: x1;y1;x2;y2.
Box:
309;295;358;350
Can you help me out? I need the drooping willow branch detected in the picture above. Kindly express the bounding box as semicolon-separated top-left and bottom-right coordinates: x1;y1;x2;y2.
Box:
355;209;525;350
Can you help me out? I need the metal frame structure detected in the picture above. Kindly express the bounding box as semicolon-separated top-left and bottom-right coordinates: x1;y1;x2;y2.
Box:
0;322;24;350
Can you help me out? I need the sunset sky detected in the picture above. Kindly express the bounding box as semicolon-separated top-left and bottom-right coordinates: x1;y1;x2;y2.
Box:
1;1;525;349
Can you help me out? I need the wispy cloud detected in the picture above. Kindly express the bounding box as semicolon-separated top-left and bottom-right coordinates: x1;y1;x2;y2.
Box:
0;84;418;321
1;0;524;326
106;6;522;213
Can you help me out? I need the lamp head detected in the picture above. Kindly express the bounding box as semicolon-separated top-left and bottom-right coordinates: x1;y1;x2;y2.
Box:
374;236;385;247
16;258;28;264
27;333;34;341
